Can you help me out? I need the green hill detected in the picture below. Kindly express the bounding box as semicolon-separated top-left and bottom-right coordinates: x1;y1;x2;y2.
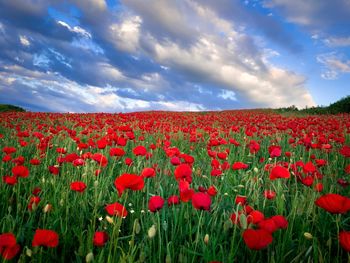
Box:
0;104;26;112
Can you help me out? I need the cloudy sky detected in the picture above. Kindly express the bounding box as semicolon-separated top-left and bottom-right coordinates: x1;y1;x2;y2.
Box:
0;0;349;112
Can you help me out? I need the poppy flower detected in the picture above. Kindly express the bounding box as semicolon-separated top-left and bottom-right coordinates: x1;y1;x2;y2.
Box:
93;231;109;247
174;164;192;183
72;158;85;166
124;157;133;166
2;155;11;162
315;194;350;214
242;229;273;250
109;147;125;157
70;181;87;193
105;202;128;217
141;167;156;178
264;190;276;200
12;165;29;178
235;195;247;205
32;229;59;247
2;175;17;185
268;145;281;158
167;195;180;206
232;162;248;170
301;176;314;187
30;158;41;165
133;145;147;156
247;210;265;224
269;166;290;180
2;147;16;155
191;192;211;211
207;185;218;197
48;166;59;175
340;145;350;157
92;153;108;167
303;161;316;174
0;233;21;260
258;219;278;233
149;196;165;212
170;156;181;166
339;231;350;252
114;174;144;196
271;215;288;229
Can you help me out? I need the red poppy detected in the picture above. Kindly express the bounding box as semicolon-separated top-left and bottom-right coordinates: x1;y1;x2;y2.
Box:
133;145;147;156
207;185;218;196
340;145;350;157
2;175;17;185
264;190;276;200
70;181;87;193
232;162;248;170
174;164;192;183
247;210;265;224
191;192;211;211
2;155;11;162
3;147;17;155
269;166;290;180
109;147;125;157
170;156;181;166
0;233;21;260
339;231;350;252
48;166;59;175
141;167;156;178
303;161;316;174
32;229;59;247
242;229;273;250
12;165;29;178
105;202;128;217
167;195;180;206
268;145;281;158
301;176;314;187
235;195;247;205
30;158;41;165
315;194;350;214
93;231;109;247
258;218;278;233
271;215;288;229
72;158;85;166
124;157;133;166
114;173;144;196
149;196;165;212
92;153;108;167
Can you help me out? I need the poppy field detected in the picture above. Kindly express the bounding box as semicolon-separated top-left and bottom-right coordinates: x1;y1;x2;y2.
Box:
0;110;350;262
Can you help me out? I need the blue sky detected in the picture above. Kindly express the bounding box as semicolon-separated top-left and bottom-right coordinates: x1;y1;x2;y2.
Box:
0;0;349;112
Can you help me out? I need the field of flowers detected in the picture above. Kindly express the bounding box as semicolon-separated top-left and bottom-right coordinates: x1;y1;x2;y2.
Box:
0;110;350;262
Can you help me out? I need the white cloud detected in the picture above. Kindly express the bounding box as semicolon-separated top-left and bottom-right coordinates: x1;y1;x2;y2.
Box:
317;52;350;80
19;35;30;46
114;0;315;108
324;36;350;47
219;90;237;101
57;21;91;38
109;15;142;53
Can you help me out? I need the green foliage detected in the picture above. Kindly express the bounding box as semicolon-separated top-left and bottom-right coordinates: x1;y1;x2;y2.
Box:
275;95;350;115
0;104;26;112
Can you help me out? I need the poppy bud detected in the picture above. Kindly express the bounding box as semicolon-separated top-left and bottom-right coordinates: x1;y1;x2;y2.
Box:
204;234;209;244
105;216;114;224
148;225;156;238
85;252;94;262
304;232;313;239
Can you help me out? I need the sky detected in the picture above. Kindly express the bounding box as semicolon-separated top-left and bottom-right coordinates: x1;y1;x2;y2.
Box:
0;0;349;112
